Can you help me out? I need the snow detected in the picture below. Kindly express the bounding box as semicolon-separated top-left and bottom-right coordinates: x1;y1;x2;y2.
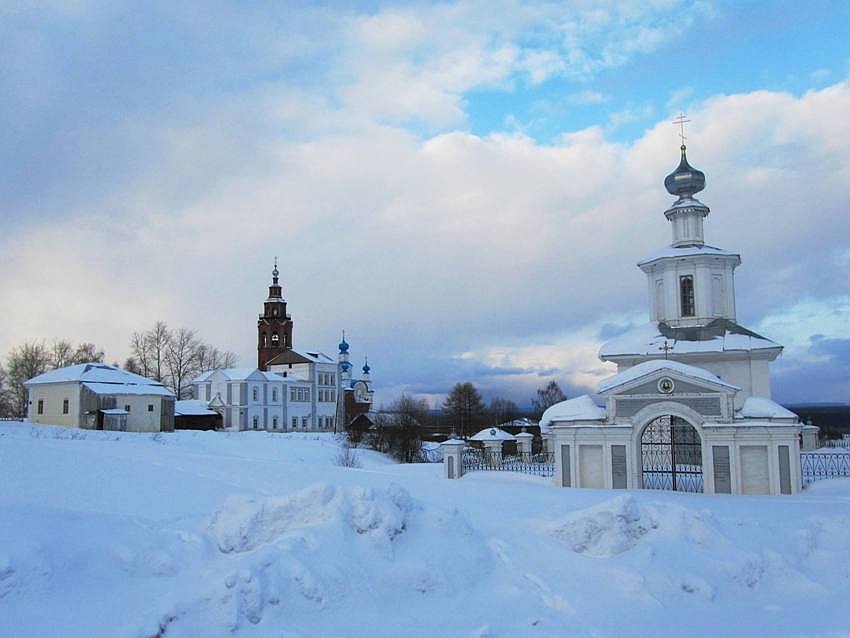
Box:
597;359;739;393
599;322;780;359
175;399;218;416
82;381;176;397
2;420;850;637
539;395;606;431
470;427;516;441
738;397;798;420
25;363;172;393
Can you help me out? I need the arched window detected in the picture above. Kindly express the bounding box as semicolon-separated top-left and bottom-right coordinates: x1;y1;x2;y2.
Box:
273;416;278;429
272;388;277;402
272;307;278;316
262;333;268;347
680;275;695;317
252;386;259;401
271;332;279;344
252;415;259;429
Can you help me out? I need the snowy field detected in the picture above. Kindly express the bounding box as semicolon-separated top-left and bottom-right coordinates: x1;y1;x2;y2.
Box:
1;422;850;638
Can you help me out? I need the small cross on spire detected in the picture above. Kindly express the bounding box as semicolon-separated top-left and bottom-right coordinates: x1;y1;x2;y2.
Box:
659;340;673;360
672;112;690;148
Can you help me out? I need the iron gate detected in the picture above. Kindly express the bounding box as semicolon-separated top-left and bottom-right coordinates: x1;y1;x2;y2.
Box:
640;415;704;492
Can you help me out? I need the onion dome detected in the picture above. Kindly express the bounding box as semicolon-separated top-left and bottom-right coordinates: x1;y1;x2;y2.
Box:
339;334;349;354
362;358;370;374
664;145;705;199
271;257;280;284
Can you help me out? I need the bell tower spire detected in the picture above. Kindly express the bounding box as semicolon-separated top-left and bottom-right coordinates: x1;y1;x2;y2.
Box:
257;259;293;369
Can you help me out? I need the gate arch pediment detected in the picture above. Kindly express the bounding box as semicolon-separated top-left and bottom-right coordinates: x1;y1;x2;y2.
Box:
630;400;705;444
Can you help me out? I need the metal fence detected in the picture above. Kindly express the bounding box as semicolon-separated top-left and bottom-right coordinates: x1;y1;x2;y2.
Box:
801;452;850;485
821;439;850;449
462;448;555;478
415;446;443;463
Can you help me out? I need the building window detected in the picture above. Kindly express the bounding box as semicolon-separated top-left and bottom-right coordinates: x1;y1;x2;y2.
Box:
291;416;297;429
302;416;309;429
272;307;278;316
124;405;131;413
262;333;268;347
37;399;44;415
330;390;336;402
62;399;69;414
272;388;277;401
290;388;296;401
147;404;154;412
680;275;695;317
271;333;279;344
273;416;278;429
253;415;259;429
330;374;335;385
252;386;259;401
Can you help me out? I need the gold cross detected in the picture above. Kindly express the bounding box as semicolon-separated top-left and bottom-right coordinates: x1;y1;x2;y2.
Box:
659;340;673;359
672;112;690;146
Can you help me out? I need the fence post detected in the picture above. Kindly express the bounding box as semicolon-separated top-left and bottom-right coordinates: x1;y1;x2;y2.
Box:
516;428;533;456
441;438;466;479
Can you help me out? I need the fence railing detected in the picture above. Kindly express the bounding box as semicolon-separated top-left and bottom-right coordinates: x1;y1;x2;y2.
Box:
462;448;554;478
821;439;850;449
415;447;443;463
801;452;850;485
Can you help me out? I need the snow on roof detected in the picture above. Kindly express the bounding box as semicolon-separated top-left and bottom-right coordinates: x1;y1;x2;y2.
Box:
100;408;128;415
26;363;162;387
597;359;739;393
738;397;798;420
175;399;219;416
638;243;739;266
540;395;606;431
292;349;335;364
82;382;175;397
191;370;215;384
599;321;780;360
470;427;517;441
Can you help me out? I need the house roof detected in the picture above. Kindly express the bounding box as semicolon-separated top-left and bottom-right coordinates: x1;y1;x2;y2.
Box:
599;319;781;361
597;359;740;394
26;363;175;398
175;399;219;416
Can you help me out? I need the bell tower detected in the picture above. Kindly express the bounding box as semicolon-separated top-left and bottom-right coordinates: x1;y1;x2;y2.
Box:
257;258;293;370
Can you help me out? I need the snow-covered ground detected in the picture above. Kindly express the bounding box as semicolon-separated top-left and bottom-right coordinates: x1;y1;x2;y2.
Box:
2;422;849;638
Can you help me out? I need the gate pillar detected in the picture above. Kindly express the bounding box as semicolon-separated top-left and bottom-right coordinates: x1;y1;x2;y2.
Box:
441;438;466;479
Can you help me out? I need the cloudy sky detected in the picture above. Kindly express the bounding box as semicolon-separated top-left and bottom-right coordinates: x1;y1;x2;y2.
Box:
2;0;850;407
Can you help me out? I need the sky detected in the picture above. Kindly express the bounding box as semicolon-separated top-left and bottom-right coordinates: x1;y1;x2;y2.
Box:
2;0;850;408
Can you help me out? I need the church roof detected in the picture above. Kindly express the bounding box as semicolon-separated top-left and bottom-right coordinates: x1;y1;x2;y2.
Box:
597;359;739;393
265;349;335;367
737;397;798;420
638;243;739;267
599;319;781;361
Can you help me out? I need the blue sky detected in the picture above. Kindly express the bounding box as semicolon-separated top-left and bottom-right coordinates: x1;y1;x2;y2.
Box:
2;0;850;407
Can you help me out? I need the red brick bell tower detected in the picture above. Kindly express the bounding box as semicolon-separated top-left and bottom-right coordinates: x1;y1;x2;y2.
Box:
258;258;293;369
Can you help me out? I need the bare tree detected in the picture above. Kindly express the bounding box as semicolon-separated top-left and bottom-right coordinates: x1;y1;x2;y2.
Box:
146;321;171;383
6;341;51;417
489;397;519;426
531;380;567;419
196;344;238;373
374;394;428;462
166;327;201;399
442;382;486;438
71;342;104;364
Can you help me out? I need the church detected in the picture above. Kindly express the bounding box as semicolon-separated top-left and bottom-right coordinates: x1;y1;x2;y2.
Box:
191;262;373;432
540;140;803;495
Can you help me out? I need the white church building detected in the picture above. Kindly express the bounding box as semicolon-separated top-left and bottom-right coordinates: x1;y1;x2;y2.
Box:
190;263;374;432
540;142;802;496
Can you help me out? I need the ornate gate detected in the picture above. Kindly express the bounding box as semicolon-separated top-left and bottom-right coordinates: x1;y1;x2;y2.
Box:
640;415;704;492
